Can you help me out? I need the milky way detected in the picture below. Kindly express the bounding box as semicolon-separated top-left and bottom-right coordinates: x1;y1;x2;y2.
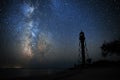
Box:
0;0;120;68
0;0;56;67
20;1;55;62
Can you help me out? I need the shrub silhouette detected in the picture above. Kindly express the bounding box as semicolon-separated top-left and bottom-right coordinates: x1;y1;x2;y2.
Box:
101;40;120;57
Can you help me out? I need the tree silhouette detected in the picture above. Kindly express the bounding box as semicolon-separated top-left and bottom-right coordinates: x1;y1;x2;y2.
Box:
101;40;120;57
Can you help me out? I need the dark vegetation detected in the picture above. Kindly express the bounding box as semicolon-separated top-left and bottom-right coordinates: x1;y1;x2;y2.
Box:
101;40;120;57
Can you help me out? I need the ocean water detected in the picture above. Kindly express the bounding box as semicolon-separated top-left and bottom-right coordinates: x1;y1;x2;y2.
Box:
0;68;64;79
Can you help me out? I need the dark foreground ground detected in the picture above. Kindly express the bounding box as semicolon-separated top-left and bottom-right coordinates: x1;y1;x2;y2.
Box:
0;61;120;80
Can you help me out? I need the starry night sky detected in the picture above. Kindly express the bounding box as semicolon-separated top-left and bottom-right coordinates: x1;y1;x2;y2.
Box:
0;0;120;68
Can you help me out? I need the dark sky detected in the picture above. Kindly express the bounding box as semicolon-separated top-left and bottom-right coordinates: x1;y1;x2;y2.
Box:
0;0;120;68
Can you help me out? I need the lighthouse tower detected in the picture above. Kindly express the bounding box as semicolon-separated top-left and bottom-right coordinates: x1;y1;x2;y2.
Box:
79;31;86;66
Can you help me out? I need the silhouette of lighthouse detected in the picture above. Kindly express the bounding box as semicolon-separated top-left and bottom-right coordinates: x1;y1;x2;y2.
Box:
79;31;86;66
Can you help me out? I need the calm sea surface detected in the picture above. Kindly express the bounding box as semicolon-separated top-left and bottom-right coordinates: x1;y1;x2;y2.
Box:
0;68;64;79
